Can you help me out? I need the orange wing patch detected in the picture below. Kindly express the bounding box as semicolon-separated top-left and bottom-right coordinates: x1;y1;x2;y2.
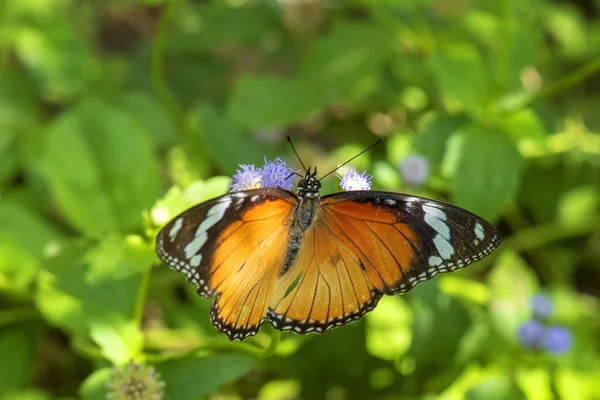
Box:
267;214;382;334
209;198;294;340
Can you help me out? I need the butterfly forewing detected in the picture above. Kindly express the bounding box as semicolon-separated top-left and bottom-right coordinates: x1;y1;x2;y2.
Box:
156;189;297;340
320;191;501;294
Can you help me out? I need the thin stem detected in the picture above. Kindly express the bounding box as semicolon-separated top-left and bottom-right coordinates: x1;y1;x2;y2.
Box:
505;57;600;113
133;264;153;329
479;216;598;269
261;329;281;358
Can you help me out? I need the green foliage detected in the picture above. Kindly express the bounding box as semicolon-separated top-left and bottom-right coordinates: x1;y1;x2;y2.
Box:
0;0;599;399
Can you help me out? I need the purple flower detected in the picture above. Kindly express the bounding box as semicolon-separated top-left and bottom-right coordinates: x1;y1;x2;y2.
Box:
399;155;429;186
339;167;373;191
518;320;545;348
230;164;262;192
260;157;297;190
530;294;553;318
541;326;572;354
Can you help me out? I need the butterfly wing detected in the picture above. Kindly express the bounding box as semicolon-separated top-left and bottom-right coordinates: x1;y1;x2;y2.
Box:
320;191;500;294
267;191;500;334
156;188;297;340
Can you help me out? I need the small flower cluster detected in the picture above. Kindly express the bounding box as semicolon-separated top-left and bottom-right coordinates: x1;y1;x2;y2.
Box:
338;166;373;191
517;294;572;355
231;158;298;191
231;158;373;192
106;362;165;400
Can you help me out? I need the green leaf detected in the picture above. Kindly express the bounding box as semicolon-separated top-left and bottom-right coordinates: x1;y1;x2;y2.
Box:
227;75;323;130
191;105;264;171
300;22;390;98
117;91;178;147
429;43;491;111
159;355;256;400
0;67;38;134
450;126;524;221
0;204;60;295
35;242;142;364
83;234;156;280
13;16;96;100
0;203;59;257
0;328;34;396
488;251;539;341
43;101;160;236
413;113;471;167
407;281;470;376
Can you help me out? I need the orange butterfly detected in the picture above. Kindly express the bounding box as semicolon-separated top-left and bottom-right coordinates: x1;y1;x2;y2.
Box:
156;158;500;341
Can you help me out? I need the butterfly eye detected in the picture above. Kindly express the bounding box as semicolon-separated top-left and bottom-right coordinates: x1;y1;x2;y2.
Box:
298;179;306;187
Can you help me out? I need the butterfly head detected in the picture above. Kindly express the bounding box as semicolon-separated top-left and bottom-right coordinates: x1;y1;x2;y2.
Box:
297;167;321;198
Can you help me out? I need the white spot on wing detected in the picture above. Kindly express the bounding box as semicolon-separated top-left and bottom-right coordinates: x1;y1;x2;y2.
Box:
428;255;443;267
190;253;202;267
184;232;207;259
423;205;450;240
474;222;485;240
433;234;454;259
423;204;447;220
169;218;183;241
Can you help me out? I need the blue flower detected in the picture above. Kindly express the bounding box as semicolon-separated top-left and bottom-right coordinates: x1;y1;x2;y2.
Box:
530;294;553;318
230;164;262;192
339;167;373;191
518;320;545;348
399;155;429;186
106;362;165;400
260;157;297;190
541;326;572;354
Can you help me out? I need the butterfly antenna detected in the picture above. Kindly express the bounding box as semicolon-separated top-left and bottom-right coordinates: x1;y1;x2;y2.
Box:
318;138;383;180
287;135;308;172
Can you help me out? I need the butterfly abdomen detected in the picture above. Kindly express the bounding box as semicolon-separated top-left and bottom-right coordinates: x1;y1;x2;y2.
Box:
280;197;319;275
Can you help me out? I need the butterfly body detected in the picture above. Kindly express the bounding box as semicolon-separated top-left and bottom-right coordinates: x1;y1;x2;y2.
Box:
156;168;500;340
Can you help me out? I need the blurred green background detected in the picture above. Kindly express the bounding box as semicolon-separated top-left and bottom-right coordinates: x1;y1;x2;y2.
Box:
1;0;600;399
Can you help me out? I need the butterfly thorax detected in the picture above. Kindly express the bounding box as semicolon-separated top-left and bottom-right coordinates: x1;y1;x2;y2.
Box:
280;167;321;274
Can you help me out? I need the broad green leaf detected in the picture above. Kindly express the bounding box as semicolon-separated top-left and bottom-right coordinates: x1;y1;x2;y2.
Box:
0;204;60;295
407;281;470;377
429;43;490;111
159;355;256;400
451;126;524;221
83;234;156;280
300;22;390;95
0;67;37;134
35;242;142;364
191;105;263;171
413;113;471;167
0;328;34;395
227;75;323;130
117;91;178;147
13;18;96;100
43;101;160;236
0;203;59;257
488;251;539;341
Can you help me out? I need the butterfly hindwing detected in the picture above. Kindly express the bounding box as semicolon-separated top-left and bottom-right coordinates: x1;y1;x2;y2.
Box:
267;220;382;334
156;188;297;340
